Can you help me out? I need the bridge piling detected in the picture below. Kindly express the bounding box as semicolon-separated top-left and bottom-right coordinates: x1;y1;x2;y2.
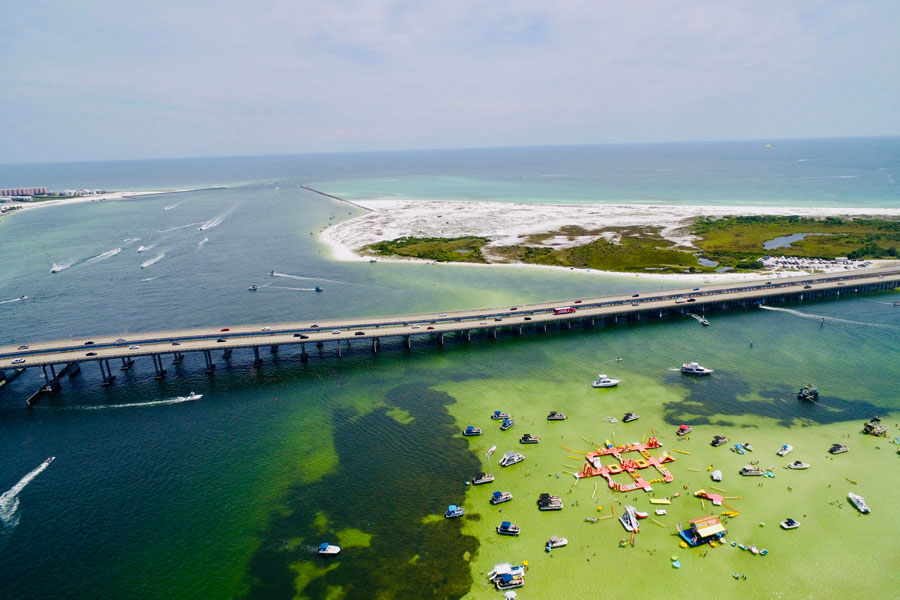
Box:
300;342;309;362
337;341;342;357
120;357;134;370
405;336;411;350
152;354;167;380
172;352;184;364
252;346;263;367
438;333;444;345
203;350;216;373
67;362;80;377
270;345;279;354
99;359;116;386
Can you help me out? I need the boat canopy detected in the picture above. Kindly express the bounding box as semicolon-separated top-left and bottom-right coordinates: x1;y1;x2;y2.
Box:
500;574;514;583
501;521;511;528
476;472;486;478
318;543;329;550
448;505;458;511
493;491;502;498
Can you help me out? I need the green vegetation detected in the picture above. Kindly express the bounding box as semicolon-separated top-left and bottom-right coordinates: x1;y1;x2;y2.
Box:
361;216;900;273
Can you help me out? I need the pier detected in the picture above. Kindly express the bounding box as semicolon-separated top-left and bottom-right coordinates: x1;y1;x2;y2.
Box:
2;268;898;404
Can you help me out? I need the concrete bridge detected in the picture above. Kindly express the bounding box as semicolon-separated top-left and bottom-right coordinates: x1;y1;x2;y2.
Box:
2;268;898;405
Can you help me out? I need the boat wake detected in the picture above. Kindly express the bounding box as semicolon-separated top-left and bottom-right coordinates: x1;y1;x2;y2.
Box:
50;259;76;273
163;202;183;211
0;458;54;531
158;222;202;233
122;237;141;244
141;276;159;282
757;305;897;330
197;237;209;249
271;271;355;286
0;296;27;305
270;286;317;292
72;395;200;410
136;244;155;253
198;213;227;231
84;247;122;265
140;252;165;269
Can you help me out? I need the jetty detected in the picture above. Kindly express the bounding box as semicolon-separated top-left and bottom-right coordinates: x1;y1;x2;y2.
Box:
2;268;899;405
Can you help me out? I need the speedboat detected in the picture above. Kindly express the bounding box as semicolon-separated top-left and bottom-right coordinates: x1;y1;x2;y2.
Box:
445;504;465;518
496;521;521;536
519;433;540;444
500;418;515;431
848;492;870;514
547;411;567;420
491;411;510;420
780;518;801;530
676;424;692;436
317;542;341;556
185;391;203;401
546;535;568;549
537;493;563;511
592;374;620;388
711;435;729;447
623;412;639;423
494;574;524;590
490;491;513;505
500;451;525;467
777;444;793;456
472;472;494;485
44;456;55;465
786;461;810;470
699;317;710;326
829;443;848;455
248;285;258;291
486;445;497;458
655;509;667;515
797;384;818;401
462;426;482;436
740;465;765;476
314;286;323;292
740;442;754;452
681;362;713;375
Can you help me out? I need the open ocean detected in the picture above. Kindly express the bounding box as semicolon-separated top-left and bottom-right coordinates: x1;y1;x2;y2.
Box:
0;138;898;599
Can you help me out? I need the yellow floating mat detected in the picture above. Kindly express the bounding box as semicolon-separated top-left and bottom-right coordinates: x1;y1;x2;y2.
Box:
650;498;671;505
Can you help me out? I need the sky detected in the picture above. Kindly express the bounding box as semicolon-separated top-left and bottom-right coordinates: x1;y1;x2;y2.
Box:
2;0;899;163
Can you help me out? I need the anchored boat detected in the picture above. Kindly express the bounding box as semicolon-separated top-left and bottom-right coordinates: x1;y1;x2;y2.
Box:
592;374;620;388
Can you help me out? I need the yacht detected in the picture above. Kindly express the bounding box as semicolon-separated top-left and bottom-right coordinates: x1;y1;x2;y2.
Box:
829;443;848;455
317;542;341;556
847;492;870;514
681;362;713;375
491;411;511;420
445;504;465;518
797;384;819;401
462;426;482;436
546;536;568;549
780;518;801;530
711;435;729;447
777;444;793;456
500;418;515;431
537;493;563;511
472;472;494;485
496;521;521;536
740;465;765;476
490;491;513;505
547;411;567;420
248;285;258;291
500;451;525;467
592;374;620;388
623;412;639;423
519;433;540;444
786;461;810;470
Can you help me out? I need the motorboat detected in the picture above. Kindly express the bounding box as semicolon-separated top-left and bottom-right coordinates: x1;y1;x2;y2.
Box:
472;472;494;485
780;518;801;530
862;417;887;437
500;418;515;431
314;286;324;292
739;465;765;476
486;445;497;458
710;470;722;482
777;444;793;456
547;411;567;420
797;384;819;401
496;521;521;536
655;509;667;515
494;574;524;590
699;317;710;326
740;443;754;452
848;492;870;514
462;426;482;436
786;461;810;470
681;362;713;375
592;374;620;388
500;451;525;467
619;505;647;532
491;411;510;420
445;504;465;518
248;285;258;291
623;412;639;423
185;391;203;401
317;542;341;556
546;536;568;549
731;443;745;454
490;491;513;505
487;563;526;580
676;424;692;436
44;456;55;465
537;493;563;511
829;443;848;455
711;435;729;447
519;433;540;444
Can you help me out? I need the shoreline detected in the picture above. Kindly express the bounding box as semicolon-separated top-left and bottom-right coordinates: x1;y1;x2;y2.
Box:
319;198;900;282
1;189;192;215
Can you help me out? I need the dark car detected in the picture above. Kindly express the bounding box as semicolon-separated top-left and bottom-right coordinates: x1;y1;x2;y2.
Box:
524;317;532;321
632;294;640;297
803;285;812;289
355;331;365;336
172;341;181;346
310;324;319;328
216;338;227;342
17;345;28;350
84;341;95;345
293;333;309;339
426;326;435;330
494;318;502;322
574;299;582;304
220;328;230;332
85;351;97;356
687;298;696;302
510;306;518;310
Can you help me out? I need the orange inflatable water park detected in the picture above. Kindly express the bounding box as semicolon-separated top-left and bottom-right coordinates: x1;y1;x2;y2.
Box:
575;437;675;492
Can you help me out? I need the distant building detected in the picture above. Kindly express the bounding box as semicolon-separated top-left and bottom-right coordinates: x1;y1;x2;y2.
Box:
0;187;48;196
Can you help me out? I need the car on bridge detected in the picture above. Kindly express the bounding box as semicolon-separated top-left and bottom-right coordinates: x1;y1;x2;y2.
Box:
84;341;95;345
129;345;140;350
355;331;365;335
17;345;28;349
220;328;230;332
439;313;448;317
86;352;97;356
12;358;25;364
116;338;126;343
216;338;226;343
172;341;181;346
332;330;342;334
261;327;272;331
293;333;309;339
427;326;435;330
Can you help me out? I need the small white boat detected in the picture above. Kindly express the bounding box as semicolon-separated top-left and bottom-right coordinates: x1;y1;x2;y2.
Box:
780;518;800;529
44;456;55;465
710;470;723;482
777;444;793;456
592;374;620;388
786;461;809;470
490;491;513;505
546;535;568;549
499;451;524;467
848;492;870;514
317;542;341;556
486;445;497;458
655;509;667;515
681;362;713;375
184;391;203;401
472;472;494;485
740;465;765;476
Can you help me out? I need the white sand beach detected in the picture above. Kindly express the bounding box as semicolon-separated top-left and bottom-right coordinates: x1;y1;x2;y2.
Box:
3;190;181;213
320;198;900;281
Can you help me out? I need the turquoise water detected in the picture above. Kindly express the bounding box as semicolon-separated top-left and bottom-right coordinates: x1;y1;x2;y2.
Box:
0;141;899;599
